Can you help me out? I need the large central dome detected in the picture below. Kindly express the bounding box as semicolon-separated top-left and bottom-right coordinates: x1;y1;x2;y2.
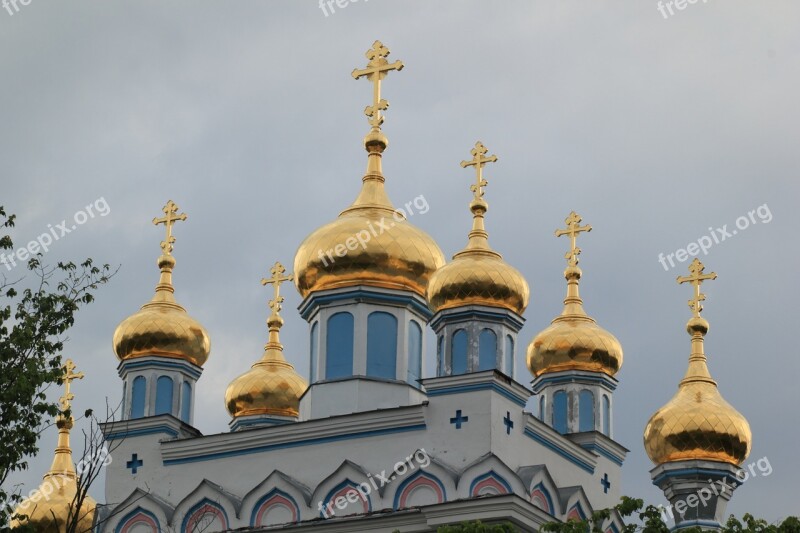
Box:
294;133;444;299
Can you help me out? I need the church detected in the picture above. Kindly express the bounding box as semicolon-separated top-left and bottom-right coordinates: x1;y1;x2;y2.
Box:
13;41;753;533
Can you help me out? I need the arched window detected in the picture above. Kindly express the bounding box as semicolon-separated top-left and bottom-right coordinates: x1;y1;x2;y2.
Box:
579;390;595;432
180;381;192;423
539;396;545;421
478;329;497;371
504;335;514;377
602;394;611;436
407;320;422;386
553;390;568;434
326;312;354;379
452;330;468;374
437;336;444;376
310;322;319;383
155;376;173;416
131;376;146;418
367;312;398;379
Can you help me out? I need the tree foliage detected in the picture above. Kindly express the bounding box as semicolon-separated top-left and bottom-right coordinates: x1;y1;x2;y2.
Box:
0;206;114;528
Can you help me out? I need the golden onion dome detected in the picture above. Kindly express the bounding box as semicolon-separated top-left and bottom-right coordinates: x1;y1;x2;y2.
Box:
226;263;308;419
526;213;622;378
427;142;529;315
113;245;211;366
13;361;96;532
644;260;751;466
294;131;444;299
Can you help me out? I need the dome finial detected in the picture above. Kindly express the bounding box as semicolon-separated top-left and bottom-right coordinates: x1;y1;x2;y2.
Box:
46;358;84;480
149;200;188;303
455;141;500;257
260;261;293;354
554;211;592;316
676;258;717;385
153;199;187;257
352;40;404;147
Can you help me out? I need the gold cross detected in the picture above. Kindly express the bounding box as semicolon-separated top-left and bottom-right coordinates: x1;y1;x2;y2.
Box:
555;211;592;267
261;262;293;316
153;200;188;255
352;40;404;129
58;359;84;413
677;258;717;317
460;141;498;200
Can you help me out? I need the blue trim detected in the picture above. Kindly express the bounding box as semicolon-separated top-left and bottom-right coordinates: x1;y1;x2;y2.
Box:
652;468;739;486
164;423;427;465
321;479;372;516
469;470;513;495
250;488;300;527
426;382;527;407
523;428;595;474
568;502;587;521
607;523;620;533
533;373;617;392
231;417;293;431
531;482;555;515
105;425;179;441
430;307;524;331
581;444;625;466
115;506;161;533
120;358;202;379
181;498;229;532
671;520;721;531
392;470;447;510
301;288;432;320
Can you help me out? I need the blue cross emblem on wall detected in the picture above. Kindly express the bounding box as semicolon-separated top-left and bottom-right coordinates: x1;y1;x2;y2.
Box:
126;453;143;474
601;473;611;493
449;410;469;429
503;411;514;434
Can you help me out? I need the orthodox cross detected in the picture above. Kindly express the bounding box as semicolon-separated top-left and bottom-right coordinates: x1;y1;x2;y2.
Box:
677;258;717;317
555;211;592;267
58;358;84;414
261;261;293;316
352;40;404;129
460;141;497;200
152;200;187;255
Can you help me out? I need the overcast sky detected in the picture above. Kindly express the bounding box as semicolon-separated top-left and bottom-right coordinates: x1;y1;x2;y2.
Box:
2;0;798;524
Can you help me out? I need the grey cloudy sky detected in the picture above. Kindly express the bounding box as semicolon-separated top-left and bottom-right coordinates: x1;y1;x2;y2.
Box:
2;0;798;523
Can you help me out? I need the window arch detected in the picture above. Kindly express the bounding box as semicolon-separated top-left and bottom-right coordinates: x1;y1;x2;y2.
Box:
180;381;192;423
579;390;595;432
553;390;568;434
602;394;611;436
367;312;398;379
407;320;422;386
452;329;468;374
504;335;514;377
326;312;354;379
155;376;173;416
310;322;319;383
478;329;497;371
131;376;146;418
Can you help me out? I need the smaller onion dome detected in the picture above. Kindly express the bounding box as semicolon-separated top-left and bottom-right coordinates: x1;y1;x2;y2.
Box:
113;201;211;367
225;262;308;419
12;360;96;532
526;212;623;378
427;142;530;315
644;259;751;466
